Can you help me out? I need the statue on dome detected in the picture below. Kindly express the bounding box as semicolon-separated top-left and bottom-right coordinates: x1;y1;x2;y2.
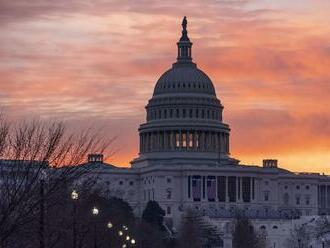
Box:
182;16;187;31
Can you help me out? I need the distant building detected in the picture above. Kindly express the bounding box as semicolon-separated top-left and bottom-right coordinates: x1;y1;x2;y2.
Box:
80;18;330;248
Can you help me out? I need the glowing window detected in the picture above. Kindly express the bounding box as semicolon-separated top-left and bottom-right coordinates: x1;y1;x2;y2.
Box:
182;133;187;147
189;133;193;147
195;133;199;148
175;133;180;147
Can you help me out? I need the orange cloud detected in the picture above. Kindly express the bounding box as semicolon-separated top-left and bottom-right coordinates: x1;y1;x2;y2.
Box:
0;0;329;173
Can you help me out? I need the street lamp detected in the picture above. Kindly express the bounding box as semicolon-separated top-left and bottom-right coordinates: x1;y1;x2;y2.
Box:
126;235;130;241
118;230;123;236
71;190;79;200
92;207;99;248
131;239;136;245
123;225;128;231
107;222;113;229
92;207;99;216
71;190;79;248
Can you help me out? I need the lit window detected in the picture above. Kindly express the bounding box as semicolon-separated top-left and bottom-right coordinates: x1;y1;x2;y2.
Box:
182;133;187;147
175;133;180;147
189;133;193;148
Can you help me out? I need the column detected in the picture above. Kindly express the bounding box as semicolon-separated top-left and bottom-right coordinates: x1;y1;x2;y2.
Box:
147;133;151;151
201;131;205;151
225;177;229;202
165;131;168;151
215;176;218;202
141;133;144;152
326;185;328;209
236;177;239;202
240;177;243;202
250;177;253;202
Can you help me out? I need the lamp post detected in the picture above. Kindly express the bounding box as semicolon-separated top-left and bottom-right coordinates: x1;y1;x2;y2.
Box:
71;190;79;248
92;207;99;248
322;237;325;248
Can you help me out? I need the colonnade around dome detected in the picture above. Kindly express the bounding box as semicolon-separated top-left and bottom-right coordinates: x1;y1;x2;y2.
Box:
139;130;229;154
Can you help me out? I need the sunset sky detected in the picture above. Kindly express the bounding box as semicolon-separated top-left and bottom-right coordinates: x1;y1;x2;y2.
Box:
1;0;329;172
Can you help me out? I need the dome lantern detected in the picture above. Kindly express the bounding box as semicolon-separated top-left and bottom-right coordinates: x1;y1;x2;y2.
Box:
176;16;193;63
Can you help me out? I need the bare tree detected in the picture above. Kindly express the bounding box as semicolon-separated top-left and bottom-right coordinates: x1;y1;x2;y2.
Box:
284;223;311;248
0;114;114;247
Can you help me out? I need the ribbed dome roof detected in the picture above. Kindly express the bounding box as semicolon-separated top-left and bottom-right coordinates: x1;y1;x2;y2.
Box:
153;63;216;96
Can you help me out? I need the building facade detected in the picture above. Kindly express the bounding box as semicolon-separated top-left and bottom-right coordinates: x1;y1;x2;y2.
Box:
84;17;330;247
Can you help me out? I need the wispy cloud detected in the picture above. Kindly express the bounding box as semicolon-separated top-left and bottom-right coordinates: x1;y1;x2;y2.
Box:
0;0;329;171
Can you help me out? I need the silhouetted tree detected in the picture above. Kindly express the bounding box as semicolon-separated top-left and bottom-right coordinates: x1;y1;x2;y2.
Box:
232;215;266;248
0;115;114;247
177;209;224;248
142;201;165;229
177;209;203;248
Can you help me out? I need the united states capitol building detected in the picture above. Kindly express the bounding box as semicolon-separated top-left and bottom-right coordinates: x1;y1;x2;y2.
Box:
84;18;330;247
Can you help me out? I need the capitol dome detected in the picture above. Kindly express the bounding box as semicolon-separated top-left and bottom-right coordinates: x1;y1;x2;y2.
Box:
132;17;236;167
153;63;216;96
